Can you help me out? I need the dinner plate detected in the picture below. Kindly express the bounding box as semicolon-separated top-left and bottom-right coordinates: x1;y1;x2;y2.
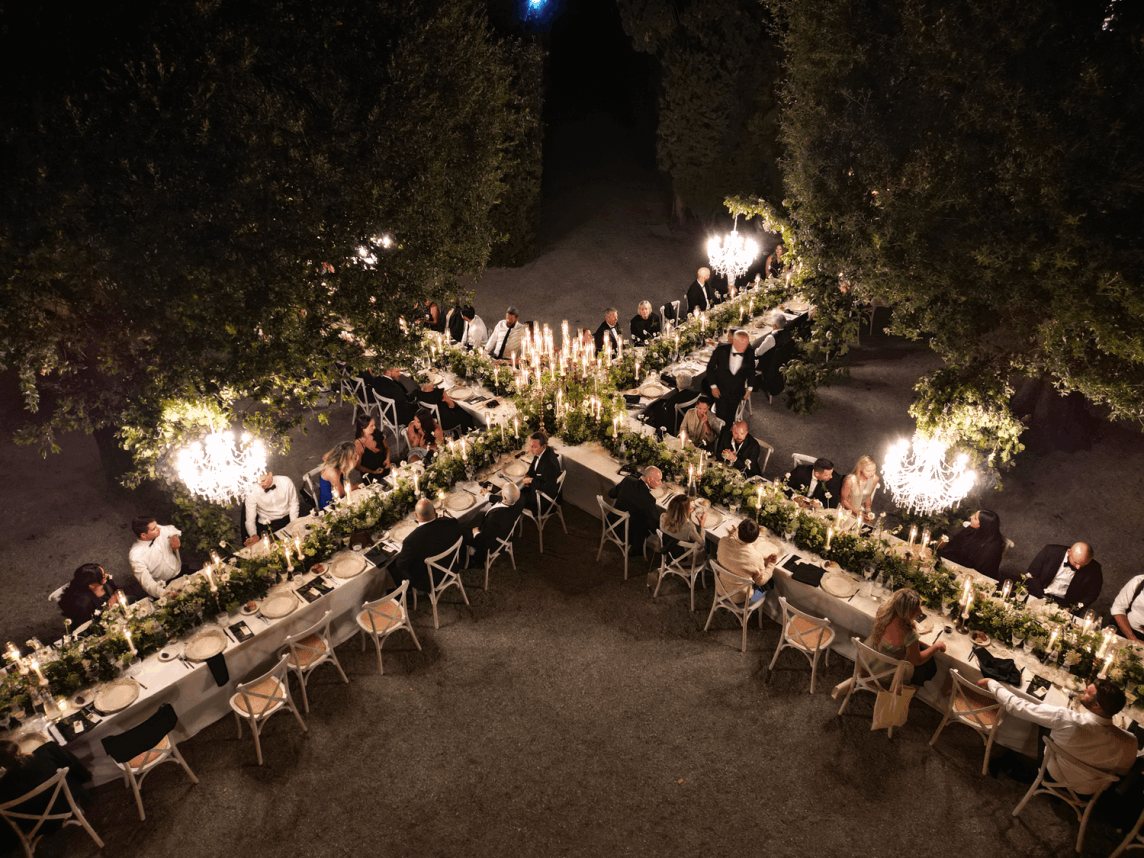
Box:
389;520;418;543
639;383;668;399
651;485;670;499
969;630;990;646
820;572;859;599
445;492;476;512
94;679;141;714
328;551;367;580
693;509;723;529
503;460;529;478
448;386;474;401
16;731;50;755
185;629;228;661
916;617;936;635
260;593;298;620
694;497;712;509
158;646;179;662
425;371;444;386
282;518;314;538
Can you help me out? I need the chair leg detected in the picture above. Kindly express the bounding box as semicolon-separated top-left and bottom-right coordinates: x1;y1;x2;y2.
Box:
457;578;470;606
809;649;820;694
251;721;264;766
1110;809;1144;858
295;668;311;714
1077;798;1098;853
331;649;350;684
767;641;784;672
484;557;491;591
171;743;200;785
405;623;422;651
740;615;749;653
288;694;309;734
558;506;567;533
372;634;386;674
703;600;719;632
234;710;244;739
929;714;951;747
432;596;441;630
508;543;516;570
129;770;146;821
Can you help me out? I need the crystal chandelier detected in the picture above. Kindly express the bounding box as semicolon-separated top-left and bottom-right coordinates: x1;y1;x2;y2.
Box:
177;431;267;506
706;215;760;291
883;434;976;517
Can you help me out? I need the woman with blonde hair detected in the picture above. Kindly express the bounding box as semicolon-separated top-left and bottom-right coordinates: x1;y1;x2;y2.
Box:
318;441;360;511
868;588;945;685
659;495;707;556
840;455;879;521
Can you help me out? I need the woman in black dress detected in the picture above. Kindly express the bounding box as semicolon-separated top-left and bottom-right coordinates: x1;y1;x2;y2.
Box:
353;414;391;485
0;739;93;850
416;384;475;434
58;563;123;625
938;509;1005;579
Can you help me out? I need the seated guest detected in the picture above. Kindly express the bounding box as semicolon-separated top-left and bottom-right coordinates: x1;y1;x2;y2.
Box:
1025;542;1103;612
485;306;525;361
405;409;444;464
391;499;463;593
658;495;708;565
446;301;467;343
416;383;475;435
715;421;763;478
521;431;563;513
579;328;594;349
705;330;755;426
244;471;300;543
467;483;525;565
754;313;791;360
1112;574;1144;641
937;510;1005;580
765;243;784;280
318;442;360;511
976;676;1136;792
366;367;418;426
352;415;391;487
607;467;662;555
630;301;662;345
840;455;880;521
456;305;487;350
788;457;842;509
679;398;722;452
643;373;698;435
0;739;93;850
58;564;123;625
424;300;445;334
868;589;945;686
686;266;715;316
128;516;189;598
593;307;623;355
715;519;781;604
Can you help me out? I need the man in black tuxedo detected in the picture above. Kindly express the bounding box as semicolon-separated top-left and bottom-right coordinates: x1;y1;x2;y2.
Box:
520;431;562;514
391;499;464;593
715;421;764;478
608;467;663;554
755;315;798;398
788;458;842;509
593;308;623;355
467;483;525;565
1024;542;1103;612
367;367;418;426
686;267;715;316
705;330;756;425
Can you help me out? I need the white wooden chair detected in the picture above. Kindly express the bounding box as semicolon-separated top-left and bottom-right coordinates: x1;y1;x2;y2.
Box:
356;581;421;674
522;470;567;554
281;609;349;714
790;452;816;470
1012;736;1121;853
929;668;1006;775
228;653;308;766
660;300;681;325
671;392;701;436
302;465;324;510
336;363;355;405
767;595;835;693
47;585;66;605
704;559;768;652
0;767;104;856
481;528;517;591
372;389;399;431
100;702;198;821
652;531;707;612
420;536;468;630
596;495;631;580
349;376;373;423
754;438;775;478
837;637;910;737
1111;803;1144;857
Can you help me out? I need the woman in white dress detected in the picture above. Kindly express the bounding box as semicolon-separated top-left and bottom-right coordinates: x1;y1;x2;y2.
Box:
840;455;879;521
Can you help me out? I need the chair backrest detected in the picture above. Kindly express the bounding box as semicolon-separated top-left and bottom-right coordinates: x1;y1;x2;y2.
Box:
1042;735;1121;798
48;584;66;604
234;653;290;717
283;609;334;666
372;390;399;430
946;668;1004;733
360;580;412;632
777;595;831;649
852;637;908;694
350;377;371;409
101;703;179;764
425;536;465;590
423;401;442;427
756;438;775;477
791;453;816;470
710;559;753;604
381;422;406;465
0;767;83;843
662;534;703;573
597;495;630;545
672;393;702;436
302;466;324;509
660;300;681;322
537;470;567;513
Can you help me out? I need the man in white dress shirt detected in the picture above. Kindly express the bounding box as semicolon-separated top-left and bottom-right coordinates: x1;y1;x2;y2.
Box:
1112;574;1144;641
457;305;487;350
977;677;1136;792
485;306;524;361
128;515;188;598
243;472;300;544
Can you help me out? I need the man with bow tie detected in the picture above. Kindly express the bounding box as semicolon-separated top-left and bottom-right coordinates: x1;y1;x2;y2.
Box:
485;306;524;361
1024;542;1103;613
686;266;716;316
243;472;300;544
705;330;756;425
593;307;623;355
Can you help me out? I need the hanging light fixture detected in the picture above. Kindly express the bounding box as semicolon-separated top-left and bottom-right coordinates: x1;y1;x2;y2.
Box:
177;431;267;506
883;434;976;517
707;214;760;292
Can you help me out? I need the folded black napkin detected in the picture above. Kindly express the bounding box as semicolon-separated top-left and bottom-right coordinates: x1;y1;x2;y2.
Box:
228;620;254;642
659;372;676;386
623;394;642;405
786;558;826;588
1026;675;1052;700
206;652;229;687
971;646;1022;686
55;710;97;743
484;399;501;409
469;394;489;404
366;545;396;567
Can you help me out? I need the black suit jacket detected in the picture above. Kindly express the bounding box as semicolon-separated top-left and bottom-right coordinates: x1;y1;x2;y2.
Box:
0;742;91;845
643;388;700;434
1025;544;1103;611
469;498;525;560
393;517;464;593
788;464;842;509
686;279;712;315
593;320;623;354
368;373;417;426
705;342;756;401
630;312;662;345
715;427;763;478
608;476;660;547
525;447;562;504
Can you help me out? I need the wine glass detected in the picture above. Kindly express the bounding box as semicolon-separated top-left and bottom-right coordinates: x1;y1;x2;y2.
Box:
11;702;26;726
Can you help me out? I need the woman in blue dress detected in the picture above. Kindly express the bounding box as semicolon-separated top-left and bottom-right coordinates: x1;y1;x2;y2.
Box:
318;441;360;510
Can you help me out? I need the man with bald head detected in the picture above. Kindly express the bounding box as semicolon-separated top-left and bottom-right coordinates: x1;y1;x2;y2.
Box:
686;267;715;316
1025;541;1103;612
715;420;763;479
608;467;663;555
391;498;464;593
705;330;756;425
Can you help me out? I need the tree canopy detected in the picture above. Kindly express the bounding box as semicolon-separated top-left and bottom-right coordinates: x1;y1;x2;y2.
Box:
768;0;1144;431
1;0;541;470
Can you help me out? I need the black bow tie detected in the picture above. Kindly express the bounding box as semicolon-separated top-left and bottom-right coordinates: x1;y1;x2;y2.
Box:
263;484;276;493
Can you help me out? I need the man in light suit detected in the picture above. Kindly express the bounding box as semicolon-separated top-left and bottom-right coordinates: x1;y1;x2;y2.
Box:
686;267;715;316
1024;542;1103;612
704;330;755;425
392;499;464;594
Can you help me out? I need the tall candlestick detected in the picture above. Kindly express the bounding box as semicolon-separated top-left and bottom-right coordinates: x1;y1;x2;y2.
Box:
124;630;137;658
1047;628;1060;653
908;525;918;547
1001;579;1012;601
825;526;833;552
1098;651;1115;679
29;659;47;686
414;472;419;496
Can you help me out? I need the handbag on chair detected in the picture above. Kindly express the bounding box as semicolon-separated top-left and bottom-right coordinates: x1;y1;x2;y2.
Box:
872;686;916;731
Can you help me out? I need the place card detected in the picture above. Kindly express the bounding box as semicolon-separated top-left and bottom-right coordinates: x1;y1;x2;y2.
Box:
1027;675;1052;700
55;710;98;743
227;621;255;643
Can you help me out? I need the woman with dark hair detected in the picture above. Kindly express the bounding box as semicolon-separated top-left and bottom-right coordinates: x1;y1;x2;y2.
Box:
938;509;1005;579
416;383;475;434
58;564;122;625
0;739;93;849
353;414;391;484
405;409;443;464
